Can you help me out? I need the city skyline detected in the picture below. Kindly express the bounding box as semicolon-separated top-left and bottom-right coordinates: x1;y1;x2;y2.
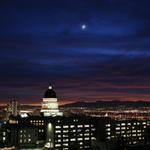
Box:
0;0;150;104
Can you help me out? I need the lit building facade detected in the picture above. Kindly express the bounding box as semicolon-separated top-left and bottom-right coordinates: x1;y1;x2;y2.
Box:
41;86;63;117
45;116;96;150
0;123;38;148
7;100;18;118
7;115;96;149
1;115;149;149
95;117;147;145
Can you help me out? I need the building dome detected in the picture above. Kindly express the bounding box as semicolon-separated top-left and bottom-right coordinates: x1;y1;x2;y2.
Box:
44;86;57;98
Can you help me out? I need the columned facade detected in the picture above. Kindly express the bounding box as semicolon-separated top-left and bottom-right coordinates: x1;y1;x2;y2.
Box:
41;86;63;117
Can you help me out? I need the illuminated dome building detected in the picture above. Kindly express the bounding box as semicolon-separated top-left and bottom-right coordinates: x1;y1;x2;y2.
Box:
41;86;63;116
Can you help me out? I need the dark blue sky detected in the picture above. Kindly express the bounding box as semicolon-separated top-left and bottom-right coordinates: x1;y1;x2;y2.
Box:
0;0;150;104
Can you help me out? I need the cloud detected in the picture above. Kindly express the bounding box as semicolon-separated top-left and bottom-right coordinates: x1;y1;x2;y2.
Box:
0;0;150;103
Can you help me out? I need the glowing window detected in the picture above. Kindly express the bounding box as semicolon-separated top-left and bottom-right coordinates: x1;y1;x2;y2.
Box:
106;124;111;127
70;138;76;141
121;123;125;126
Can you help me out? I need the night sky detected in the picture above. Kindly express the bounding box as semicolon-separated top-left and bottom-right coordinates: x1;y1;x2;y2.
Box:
0;0;150;105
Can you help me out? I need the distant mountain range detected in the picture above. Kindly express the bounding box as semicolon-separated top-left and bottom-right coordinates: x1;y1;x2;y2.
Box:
62;100;150;108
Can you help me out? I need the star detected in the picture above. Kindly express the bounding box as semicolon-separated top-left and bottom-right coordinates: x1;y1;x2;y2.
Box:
81;24;87;30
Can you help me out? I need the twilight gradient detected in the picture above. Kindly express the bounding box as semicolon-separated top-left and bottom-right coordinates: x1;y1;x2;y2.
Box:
0;0;150;104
